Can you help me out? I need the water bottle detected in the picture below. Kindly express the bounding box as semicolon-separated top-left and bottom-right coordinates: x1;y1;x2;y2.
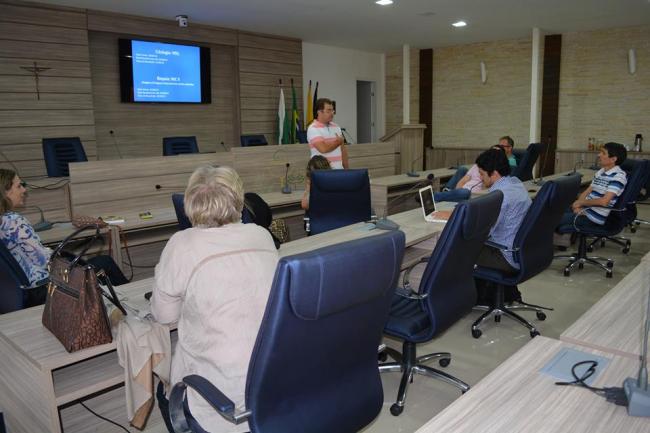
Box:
634;134;643;152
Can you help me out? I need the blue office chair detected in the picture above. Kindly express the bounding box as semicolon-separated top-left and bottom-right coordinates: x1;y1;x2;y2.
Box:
296;130;308;144
42;137;88;177
512;142;543;182
163;137;199;156
556;159;649;277
379;191;503;416
240;135;268;147
306;169;371;235
168;231;406;433
0;241;46;314
472;175;581;338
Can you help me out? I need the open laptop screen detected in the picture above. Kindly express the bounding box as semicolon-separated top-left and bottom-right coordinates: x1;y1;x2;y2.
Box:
419;185;437;217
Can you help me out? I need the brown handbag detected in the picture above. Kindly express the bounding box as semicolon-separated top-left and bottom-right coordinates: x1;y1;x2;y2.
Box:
42;225;126;353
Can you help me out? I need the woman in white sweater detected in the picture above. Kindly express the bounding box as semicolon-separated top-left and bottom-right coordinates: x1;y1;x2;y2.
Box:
152;166;279;433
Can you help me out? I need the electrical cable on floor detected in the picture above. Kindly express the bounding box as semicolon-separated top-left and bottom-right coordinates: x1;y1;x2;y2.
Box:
78;401;131;433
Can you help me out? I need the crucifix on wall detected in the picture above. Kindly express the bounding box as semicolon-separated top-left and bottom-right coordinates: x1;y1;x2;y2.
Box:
19;61;51;100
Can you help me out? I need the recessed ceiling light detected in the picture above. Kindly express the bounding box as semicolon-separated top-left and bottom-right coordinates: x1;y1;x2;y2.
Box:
452;21;467;28
376;0;393;5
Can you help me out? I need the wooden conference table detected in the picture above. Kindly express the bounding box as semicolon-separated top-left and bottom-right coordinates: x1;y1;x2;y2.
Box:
561;254;650;362
414;336;648;433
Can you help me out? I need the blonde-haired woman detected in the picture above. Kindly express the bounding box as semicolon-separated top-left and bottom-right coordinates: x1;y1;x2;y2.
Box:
152;165;279;433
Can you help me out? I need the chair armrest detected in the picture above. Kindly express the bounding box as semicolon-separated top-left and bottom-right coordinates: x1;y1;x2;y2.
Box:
401;257;430;289
485;240;520;253
169;375;251;432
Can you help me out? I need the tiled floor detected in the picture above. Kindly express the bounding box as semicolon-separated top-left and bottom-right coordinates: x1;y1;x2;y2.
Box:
363;210;650;433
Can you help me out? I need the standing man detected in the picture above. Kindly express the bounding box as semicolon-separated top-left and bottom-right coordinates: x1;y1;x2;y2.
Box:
307;98;348;169
499;136;518;169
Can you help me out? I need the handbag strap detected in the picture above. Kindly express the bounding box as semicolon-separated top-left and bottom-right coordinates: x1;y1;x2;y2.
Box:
96;270;128;316
51;224;101;270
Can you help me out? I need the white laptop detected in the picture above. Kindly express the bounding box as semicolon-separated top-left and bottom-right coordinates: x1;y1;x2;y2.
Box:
419;185;448;223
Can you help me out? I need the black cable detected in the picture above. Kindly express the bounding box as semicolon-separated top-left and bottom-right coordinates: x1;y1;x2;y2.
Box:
79;401;130;433
122;261;157;269
26;178;70;190
554;360;628;406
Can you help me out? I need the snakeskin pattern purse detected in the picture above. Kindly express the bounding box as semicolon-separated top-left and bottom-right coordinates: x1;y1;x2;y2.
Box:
42;225;125;353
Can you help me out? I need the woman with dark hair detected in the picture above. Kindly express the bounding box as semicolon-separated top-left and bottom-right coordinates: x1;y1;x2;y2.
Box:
301;155;331;210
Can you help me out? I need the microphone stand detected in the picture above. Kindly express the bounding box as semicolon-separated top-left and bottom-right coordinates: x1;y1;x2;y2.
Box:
24;205;52;232
282;163;292;194
109;130;123;159
407;153;425;177
374;174;435;231
623;281;650;416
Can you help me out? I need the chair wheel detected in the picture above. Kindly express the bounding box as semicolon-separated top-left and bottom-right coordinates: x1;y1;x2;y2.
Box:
378;352;388;362
606;261;614;268
631;227;637;233
606;271;613;278
390;403;404;416
536;311;547;321
494;315;501;323
622;247;630;254
471;329;482;339
563;268;570;277
587;246;594;252
530;330;540;338
439;358;450;368
578;262;584;269
600;240;606;247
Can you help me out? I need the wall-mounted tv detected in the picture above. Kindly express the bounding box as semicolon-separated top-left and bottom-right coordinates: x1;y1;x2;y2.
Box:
119;39;211;103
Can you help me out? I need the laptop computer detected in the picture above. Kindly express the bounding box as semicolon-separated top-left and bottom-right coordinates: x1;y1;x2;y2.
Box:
419;185;448;223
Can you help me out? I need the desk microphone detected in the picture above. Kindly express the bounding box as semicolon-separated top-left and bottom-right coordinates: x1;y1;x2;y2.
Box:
449;158;462;170
589;155;600;170
25;205;53;232
622;279;650;416
221;141;229;152
570;159;584;175
374;173;435;231
282;163;292;194
109;130;124;159
407;154;425;177
0;148;20;174
533;138;551;186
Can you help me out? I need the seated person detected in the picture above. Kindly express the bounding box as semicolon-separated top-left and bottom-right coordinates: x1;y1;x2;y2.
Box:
557;142;627;230
474;148;531;274
301;155;332;210
0;169;127;296
152;165;279;433
435;147;503;203
499;135;518;169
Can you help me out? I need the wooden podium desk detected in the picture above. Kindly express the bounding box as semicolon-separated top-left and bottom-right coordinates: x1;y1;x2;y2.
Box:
415;337;649;433
0;205;448;433
561;259;650;361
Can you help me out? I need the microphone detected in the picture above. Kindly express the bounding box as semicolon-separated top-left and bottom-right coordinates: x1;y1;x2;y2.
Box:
0;149;20;174
25;205;52;232
589;155;600;170
374;173;435;231
449;158;462;170
622;282;650;416
341;128;354;145
282;163;292;194
533;138;551;186
221;141;228;152
155;185;185;191
109;130;124;159
406;153;425;177
570;159;584;176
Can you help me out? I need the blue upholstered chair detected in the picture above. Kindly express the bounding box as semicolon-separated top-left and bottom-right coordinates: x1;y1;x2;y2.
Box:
240;135;268;146
168;231;406;433
556;159;649;277
380;191;503;416
306;169;371;235
163;137;199;156
0;241;46;314
512;142;543;182
42;137;88;177
473;175;581;338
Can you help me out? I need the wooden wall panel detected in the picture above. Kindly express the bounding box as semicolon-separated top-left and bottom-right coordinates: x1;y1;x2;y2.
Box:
238;32;303;145
89;31;239;157
0;0;95;225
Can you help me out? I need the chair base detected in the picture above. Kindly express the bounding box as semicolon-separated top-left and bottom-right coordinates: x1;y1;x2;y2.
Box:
554;233;613;278
471;285;547;339
379;341;469;416
588;235;631;255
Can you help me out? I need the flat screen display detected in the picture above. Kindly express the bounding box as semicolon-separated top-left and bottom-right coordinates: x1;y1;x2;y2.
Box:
119;39;211;103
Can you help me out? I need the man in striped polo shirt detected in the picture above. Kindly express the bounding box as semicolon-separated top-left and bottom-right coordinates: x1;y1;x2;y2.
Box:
558;142;627;229
306;98;348;169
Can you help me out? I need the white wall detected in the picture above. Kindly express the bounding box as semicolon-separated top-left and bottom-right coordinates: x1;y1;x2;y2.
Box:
302;42;385;143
